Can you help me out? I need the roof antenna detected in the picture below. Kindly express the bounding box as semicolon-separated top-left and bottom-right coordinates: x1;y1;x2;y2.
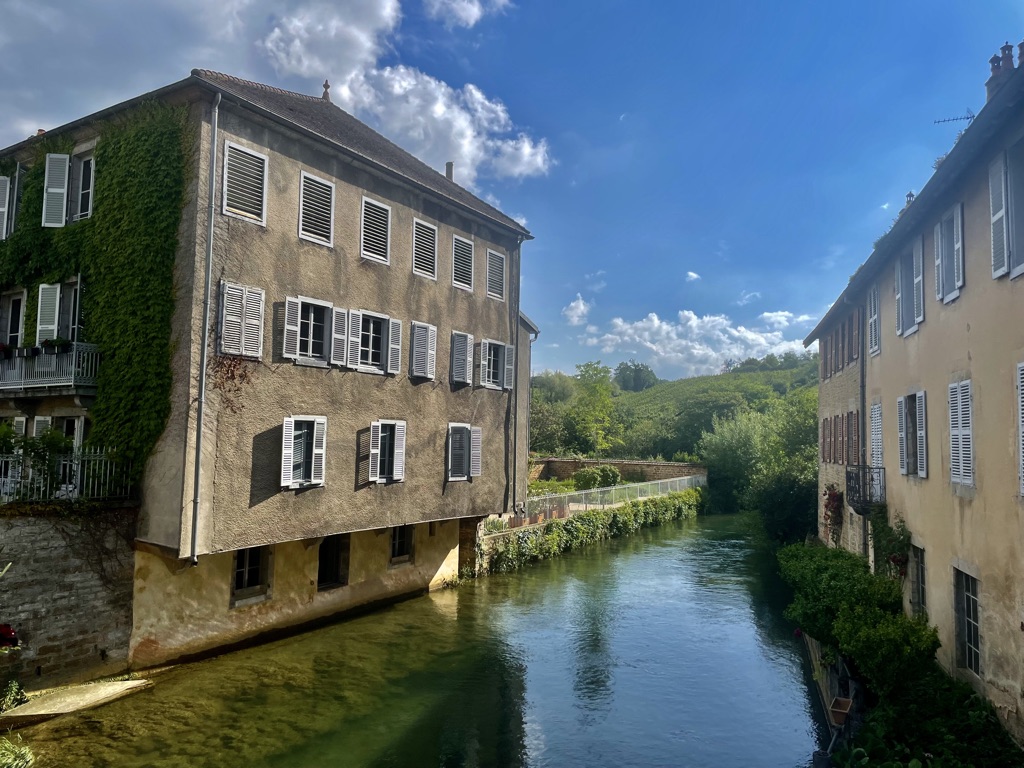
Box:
933;107;974;125
322;79;331;103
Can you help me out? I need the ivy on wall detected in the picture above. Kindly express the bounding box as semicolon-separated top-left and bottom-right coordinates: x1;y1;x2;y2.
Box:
0;102;194;475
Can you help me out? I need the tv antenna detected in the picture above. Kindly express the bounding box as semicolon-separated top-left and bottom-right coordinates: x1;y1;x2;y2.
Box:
934;108;974;125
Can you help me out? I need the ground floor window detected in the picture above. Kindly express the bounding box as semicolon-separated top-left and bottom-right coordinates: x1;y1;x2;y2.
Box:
233;545;270;603
318;533;351;590
390;525;414;565
910;545;926;617
955;569;980;675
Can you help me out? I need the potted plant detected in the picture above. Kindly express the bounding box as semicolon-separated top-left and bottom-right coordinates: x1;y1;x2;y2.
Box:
14;345;39;358
40;337;71;355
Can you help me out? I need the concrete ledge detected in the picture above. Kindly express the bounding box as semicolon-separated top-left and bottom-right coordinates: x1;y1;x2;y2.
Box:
0;679;152;728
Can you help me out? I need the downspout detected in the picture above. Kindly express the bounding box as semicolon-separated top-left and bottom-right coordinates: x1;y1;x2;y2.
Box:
510;238;523;514
190;91;221;566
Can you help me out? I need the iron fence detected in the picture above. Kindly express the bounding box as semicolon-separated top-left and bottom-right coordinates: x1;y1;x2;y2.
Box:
0;343;100;391
845;465;885;514
0;447;133;503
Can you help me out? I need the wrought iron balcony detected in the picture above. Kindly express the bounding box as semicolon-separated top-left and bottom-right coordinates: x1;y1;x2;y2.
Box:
0;447;133;503
0;343;99;394
845;465;885;514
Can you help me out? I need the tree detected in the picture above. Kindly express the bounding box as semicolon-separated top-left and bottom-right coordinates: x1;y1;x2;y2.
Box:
566;361;620;455
613;359;658;392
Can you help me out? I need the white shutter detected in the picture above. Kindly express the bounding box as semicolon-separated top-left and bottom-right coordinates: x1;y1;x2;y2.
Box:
0;176;9;241
913;237;924;325
299;172;334;246
868;286;879;355
934;223;943;301
361;198;390;263
897;396;907;475
448;425;466;479
479;340;490;385
393;421;407;481
1018;364;1024;495
470;426;482;477
12;417;25;438
387;318;402;374
916;390;927;478
894;260;903;336
960;381;973;487
991;156;1010;277
311;417;327;485
504;344;515;390
426;324;437;380
42;154;69;228
33;416;51;436
948;383;961;484
223;143;267;224
283;296;300;359
220;281;244;355
368;421;381;483
453;236;474;289
242;286;265;358
411;322;428;378
281;418;295;487
466;334;474;381
487;250;505;299
330;308;347;366
347;310;362;369
870;403;882;467
412;219;437;278
953;202;964;290
36;283;61;343
452;332;470;384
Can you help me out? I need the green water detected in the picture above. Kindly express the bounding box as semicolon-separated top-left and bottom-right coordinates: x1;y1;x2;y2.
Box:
24;514;827;767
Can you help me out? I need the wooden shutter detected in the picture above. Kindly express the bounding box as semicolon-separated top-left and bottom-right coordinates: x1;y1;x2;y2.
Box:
503;344;515;390
361;198;390;262
853;410;860;464
868;286;879;355
470;426;482;477
449;425;467;479
299;172;333;245
281;418;295;486
487;250;505;299
347;310;363;369
1018;365;1024;495
311;417;327;485
824;417;830;463
894;260;903;336
451;332;470;384
913;237;924;325
960;381;973;487
934;222;944;301
851;308;860;360
369;421;381;483
820;419;826;462
393;421;407;481
991;156;1009;278
870;403;882;466
426;324;437;380
42;154;69;228
36;283;61;343
479;340;490;385
12;417;25;438
223;144;267;223
839;413;845;464
897;396;907;475
220;281;245;355
411;322;429;377
283;296;300;359
412;219;437;278
916;391;927;478
953;202;964;290
242;286;265;358
387;318;402;374
948;384;961;484
330;308;347;366
453;236;474;289
0;176;9;241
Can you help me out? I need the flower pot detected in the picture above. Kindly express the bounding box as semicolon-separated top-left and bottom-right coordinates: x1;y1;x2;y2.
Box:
57;343;72;354
829;697;852;726
42;346;57;355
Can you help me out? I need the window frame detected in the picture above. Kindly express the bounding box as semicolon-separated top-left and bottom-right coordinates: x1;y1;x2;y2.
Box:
897;391;927;478
895;240;924;338
222;141;268;226
948;379;974;487
954;568;981;676
452;235;474;291
390;524;414;566
71;152;94;222
486;249;506;301
447;423;482;481
368;419;407;484
910;545;926;617
283;295;335;366
317;533;351;591
867;285;880;356
0;289;26;349
360;196;391;264
281;415;327;489
298;171;335;247
934;203;964;304
479;339;515;391
412;218;438;280
231;545;271;606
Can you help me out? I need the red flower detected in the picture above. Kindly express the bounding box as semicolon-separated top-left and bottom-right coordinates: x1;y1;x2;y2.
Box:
0;624;18;647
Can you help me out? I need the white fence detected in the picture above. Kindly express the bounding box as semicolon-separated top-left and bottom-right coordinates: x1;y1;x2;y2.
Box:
0;447;133;502
0;343;100;391
514;474;707;529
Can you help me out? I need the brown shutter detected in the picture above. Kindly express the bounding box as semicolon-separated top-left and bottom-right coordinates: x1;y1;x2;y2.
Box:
821;419;826;461
853;410;860;464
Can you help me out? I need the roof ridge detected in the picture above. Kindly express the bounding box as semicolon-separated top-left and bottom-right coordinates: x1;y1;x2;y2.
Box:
191;69;324;103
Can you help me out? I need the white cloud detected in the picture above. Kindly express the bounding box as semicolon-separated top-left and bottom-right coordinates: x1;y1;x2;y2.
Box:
881;202;891;210
736;290;761;306
686;271;701;282
561;293;591;326
585;270;607;292
583;310;807;378
585;324;599;333
544;342;560;348
759;311;794;329
423;0;509;28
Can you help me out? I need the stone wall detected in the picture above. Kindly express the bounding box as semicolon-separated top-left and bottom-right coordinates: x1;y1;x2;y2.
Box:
0;510;136;690
531;458;705;483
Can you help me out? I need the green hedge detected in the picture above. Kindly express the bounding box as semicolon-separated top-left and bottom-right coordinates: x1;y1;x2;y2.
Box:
487;489;704;574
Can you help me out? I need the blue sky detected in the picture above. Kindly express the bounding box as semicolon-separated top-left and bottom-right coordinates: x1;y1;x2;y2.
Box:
2;0;1022;378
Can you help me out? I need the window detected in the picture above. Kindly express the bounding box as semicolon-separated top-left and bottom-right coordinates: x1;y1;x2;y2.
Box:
934;204;963;303
910;545;926;617
36;283;61;344
0;291;25;348
317;534;350;590
284;296;348;367
897;391;926;478
992;140;1024;279
447;423;482;481
486;250;505;300
955;569;980;675
870;403;882;467
948;380;973;487
299;172;334;246
390;525;414;565
412;219;437;279
361;197;390;263
219;281;264;358
453;235;474;290
894;238;924;336
369;420;407;483
450;331;474;384
409;321;437;379
280;416;327;488
479;340;514;390
223;142;267;225
1017;364;1024;496
0;175;11;241
346;311;401;374
42;153;70;228
867;285;880;356
233;545;270;603
71;154;94;221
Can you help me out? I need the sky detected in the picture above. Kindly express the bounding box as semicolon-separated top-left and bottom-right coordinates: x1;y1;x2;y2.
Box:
2;0;1023;379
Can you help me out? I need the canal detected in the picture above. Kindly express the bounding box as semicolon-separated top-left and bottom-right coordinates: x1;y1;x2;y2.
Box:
23;513;828;767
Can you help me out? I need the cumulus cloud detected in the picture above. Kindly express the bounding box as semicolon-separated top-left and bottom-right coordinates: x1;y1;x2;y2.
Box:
758;311;817;330
423;0;509;28
583;310;807;378
686;271;701;282
561;294;591;326
736;290;761;306
0;0;551;191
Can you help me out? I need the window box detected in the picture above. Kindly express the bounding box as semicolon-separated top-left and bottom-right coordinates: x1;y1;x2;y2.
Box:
15;347;38;358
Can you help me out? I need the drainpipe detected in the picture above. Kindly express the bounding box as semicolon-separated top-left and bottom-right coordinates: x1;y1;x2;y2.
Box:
510;239;523;515
190;91;221;566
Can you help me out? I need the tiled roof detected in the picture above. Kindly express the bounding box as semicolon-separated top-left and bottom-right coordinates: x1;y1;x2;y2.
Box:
191;70;530;239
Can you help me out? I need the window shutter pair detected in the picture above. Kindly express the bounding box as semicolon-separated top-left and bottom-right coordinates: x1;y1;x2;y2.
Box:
896;393;927;477
894;260;903;336
368;420;407;483
280;416;327;487
42;154;70;228
220;281;265;358
451;331;474;384
948;381;973;486
361;198;390;262
991;156;1010;278
447;424;482;480
0;176;10;241
410;322;437;379
223;143;267;224
345;310;402;373
934;205;965;300
916;393;927;478
486;250;505;300
299;172;334;246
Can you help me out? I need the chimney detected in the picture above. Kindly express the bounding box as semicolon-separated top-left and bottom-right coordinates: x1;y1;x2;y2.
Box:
986;43;1016;101
445;161;454;181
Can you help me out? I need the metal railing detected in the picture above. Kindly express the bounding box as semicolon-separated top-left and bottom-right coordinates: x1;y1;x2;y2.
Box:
845;465;885;514
0;342;100;391
512;474;707;530
0;447;133;503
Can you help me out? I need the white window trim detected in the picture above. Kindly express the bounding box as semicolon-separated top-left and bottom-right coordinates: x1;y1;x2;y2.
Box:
412;218;438;280
71;152;94;222
1;289;26;348
480;339;504;390
353;309;401;375
447;422;475;481
298;171;335;247
368;419;407;484
452;235;474;292
281;415;327;489
486;249;506;301
222;140;268;226
360;196;391;264
284;295;334;367
868;285;880;357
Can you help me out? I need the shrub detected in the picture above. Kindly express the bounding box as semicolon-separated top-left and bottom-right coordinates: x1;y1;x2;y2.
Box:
0;735;33;768
571;467;602;490
595;464;621;488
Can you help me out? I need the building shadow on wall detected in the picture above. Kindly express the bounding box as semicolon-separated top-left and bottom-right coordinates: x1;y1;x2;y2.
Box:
249;424;282;508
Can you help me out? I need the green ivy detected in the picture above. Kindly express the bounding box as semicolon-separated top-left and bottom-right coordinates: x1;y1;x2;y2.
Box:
0;103;193;475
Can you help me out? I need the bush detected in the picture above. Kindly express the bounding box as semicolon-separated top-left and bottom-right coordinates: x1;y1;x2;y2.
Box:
0;735;33;768
572;464;622;490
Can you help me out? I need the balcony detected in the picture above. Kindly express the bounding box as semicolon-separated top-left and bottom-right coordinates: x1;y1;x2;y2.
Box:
845;465;885;515
0;447;133;503
0;343;100;396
